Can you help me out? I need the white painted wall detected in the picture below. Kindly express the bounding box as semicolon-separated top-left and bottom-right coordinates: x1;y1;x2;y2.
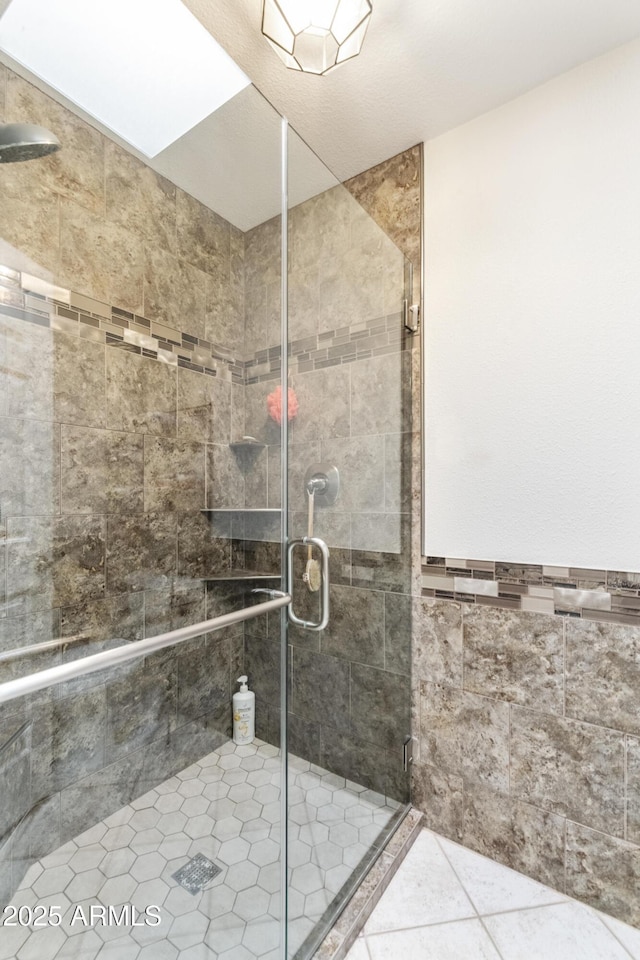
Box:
423;38;640;569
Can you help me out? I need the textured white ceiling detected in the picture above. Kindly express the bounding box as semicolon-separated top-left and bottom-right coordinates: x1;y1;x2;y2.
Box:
4;1;640;229
185;0;640;182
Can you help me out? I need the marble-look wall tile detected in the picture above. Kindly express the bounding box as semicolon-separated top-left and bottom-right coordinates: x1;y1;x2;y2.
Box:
177;512;231;580
384;432;412;514
411;762;463;842
177;367;231;444
0;193;60;280
59;199;144;312
206;444;245;509
510;705;625;836
5;72;105;216
288;265;320;341
350;512;405;554
143;245;207;339
289;186;351;273
289;366;351;442
462;785;567;891
144;579;206;637
267;440;320;513
420;682;510;792
231;383;245;443
243;446;268;509
58;593;144;696
412;597;463;687
566;820;640;926
54;331;107;428
0;720;31;842
206;260;244;354
105;657;177;763
244;216;281;289
350;353;403;437
106;513;177;594
292;647;350;728
61;425;143;515
463;607;564;713
627;736;640;844
350;662;410;750
284;712;321;766
243;381;281;446
243;636;282;708
320;436;385;512
317;249;386;333
320;584;384;667
105;141;176;254
0;418;60;517
207;580;251;634
320;727;405;802
177;188;230;275
106;349;176;437
565;620;640;735
0;610;60;654
12;793;61;862
59;751;146;843
244;283;268;357
7;515;105;614
31;687;107;801
0;63;6;120
384;592;412;677
144;436;205;513
2;317;54;423
344;145;421;271
177;635;231;726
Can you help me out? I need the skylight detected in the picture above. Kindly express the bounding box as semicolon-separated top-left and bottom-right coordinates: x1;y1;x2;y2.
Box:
0;0;251;157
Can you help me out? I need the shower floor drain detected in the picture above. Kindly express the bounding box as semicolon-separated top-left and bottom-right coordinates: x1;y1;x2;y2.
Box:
172;853;222;895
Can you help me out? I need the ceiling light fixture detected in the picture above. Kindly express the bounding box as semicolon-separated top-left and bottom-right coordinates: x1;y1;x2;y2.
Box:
261;0;372;76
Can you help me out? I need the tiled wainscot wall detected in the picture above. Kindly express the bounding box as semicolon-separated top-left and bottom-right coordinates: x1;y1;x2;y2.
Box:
412;556;640;927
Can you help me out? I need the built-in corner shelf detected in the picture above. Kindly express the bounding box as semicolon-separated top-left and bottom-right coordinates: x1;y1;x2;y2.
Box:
229;437;266;453
202;509;280;515
204;570;280;583
201;508;281;543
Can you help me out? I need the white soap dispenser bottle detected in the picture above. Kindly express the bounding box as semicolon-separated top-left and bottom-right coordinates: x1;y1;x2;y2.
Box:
232;675;255;745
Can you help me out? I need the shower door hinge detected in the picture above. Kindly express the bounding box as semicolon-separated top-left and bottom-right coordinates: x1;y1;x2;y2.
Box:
402;735;414;772
402;299;420;333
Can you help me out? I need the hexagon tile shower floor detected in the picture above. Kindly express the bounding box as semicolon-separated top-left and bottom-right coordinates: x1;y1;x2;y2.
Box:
3;739;399;960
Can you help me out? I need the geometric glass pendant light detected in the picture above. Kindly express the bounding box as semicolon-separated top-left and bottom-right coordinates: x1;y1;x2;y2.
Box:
261;0;372;76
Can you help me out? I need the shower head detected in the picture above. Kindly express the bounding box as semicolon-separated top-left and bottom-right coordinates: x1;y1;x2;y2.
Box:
0;123;61;163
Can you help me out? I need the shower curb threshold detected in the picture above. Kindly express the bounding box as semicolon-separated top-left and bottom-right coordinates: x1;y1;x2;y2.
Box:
312;806;424;960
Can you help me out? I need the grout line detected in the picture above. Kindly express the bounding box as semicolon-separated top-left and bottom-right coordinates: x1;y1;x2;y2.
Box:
432;832;481;918
624;734;629;842
598;915;639;960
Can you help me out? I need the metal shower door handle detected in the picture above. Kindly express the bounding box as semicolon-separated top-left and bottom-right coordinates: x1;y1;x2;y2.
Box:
287;537;330;631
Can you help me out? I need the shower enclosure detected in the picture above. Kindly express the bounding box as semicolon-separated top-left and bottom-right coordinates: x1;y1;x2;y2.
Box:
0;17;412;959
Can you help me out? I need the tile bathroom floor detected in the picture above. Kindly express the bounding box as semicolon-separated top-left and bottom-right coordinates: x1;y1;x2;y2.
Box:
2;739;399;960
346;827;640;960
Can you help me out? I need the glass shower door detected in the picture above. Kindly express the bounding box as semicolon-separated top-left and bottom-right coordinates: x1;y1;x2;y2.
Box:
283;130;413;958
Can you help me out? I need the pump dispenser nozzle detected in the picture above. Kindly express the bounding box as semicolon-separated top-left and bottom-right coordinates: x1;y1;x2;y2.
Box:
237;675;248;692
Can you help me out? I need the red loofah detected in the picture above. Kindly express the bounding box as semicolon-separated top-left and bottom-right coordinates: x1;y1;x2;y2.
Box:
267;385;298;425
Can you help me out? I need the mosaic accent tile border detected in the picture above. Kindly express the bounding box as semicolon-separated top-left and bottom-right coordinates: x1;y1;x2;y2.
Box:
244;314;408;385
0;265;408;387
421;556;640;625
0;266;244;383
